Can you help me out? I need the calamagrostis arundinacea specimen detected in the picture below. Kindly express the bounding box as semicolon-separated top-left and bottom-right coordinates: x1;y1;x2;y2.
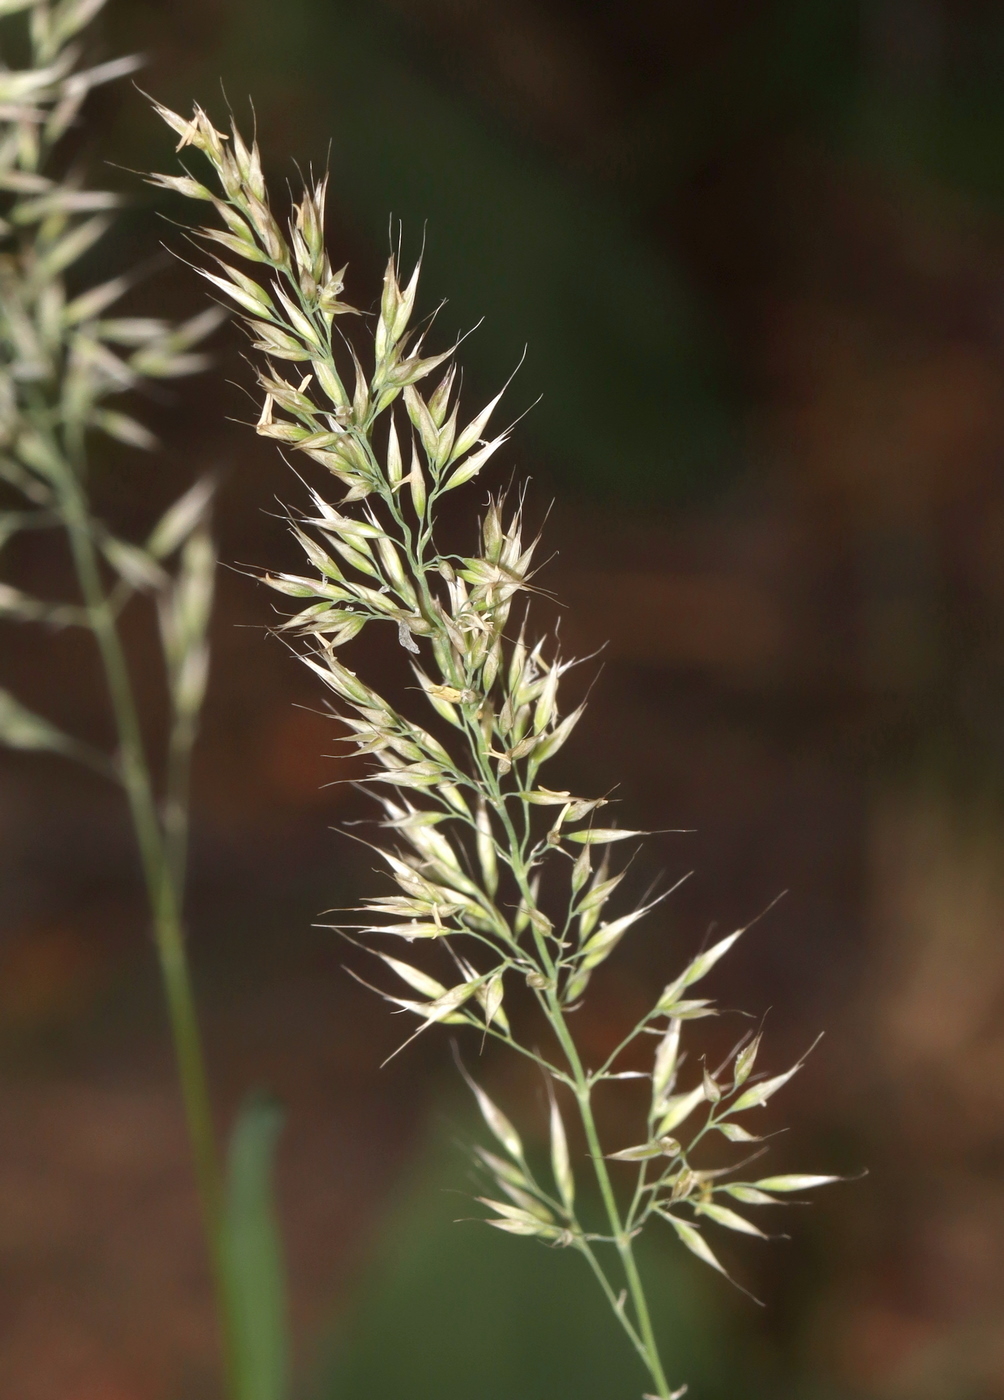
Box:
152;97;841;1400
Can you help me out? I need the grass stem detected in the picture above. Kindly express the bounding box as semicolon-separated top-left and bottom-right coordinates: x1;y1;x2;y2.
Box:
60;481;238;1398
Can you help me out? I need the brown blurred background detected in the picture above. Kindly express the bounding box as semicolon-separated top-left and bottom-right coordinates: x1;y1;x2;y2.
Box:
4;1;1004;1397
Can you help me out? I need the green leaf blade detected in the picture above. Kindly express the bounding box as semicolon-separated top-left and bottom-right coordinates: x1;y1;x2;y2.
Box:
223;1093;290;1400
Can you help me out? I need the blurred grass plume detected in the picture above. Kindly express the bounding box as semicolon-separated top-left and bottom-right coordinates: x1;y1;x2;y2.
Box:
0;5;292;1399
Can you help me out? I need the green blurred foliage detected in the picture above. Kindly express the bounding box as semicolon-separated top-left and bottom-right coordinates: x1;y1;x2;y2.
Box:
225;1094;290;1400
112;0;1004;508
127;0;734;505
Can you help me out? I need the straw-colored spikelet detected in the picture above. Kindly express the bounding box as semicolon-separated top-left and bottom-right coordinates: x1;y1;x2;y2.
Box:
154;97;842;1399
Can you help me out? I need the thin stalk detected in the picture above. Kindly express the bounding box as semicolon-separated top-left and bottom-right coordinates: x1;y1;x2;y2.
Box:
575;1236;650;1365
58;480;238;1397
551;1002;672;1399
164;711;196;894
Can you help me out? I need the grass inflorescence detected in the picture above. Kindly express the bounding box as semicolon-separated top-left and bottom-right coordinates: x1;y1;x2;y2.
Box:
153;97;841;1400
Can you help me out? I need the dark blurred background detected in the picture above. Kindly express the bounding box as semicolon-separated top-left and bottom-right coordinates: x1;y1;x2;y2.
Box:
4;0;1004;1396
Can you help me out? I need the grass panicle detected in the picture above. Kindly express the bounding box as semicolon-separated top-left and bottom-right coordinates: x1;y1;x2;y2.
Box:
155;97;841;1399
